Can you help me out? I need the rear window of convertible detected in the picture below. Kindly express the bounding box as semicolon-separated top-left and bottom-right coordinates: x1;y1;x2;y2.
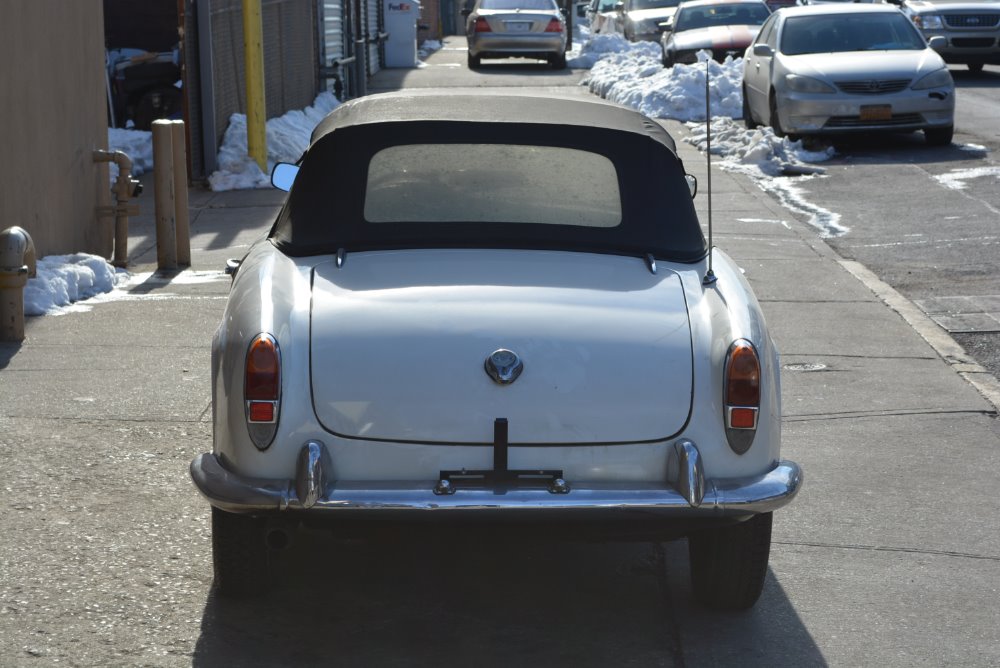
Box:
364;144;623;228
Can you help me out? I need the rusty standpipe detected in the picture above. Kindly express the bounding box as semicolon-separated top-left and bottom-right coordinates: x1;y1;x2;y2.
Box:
0;226;37;342
93;150;142;267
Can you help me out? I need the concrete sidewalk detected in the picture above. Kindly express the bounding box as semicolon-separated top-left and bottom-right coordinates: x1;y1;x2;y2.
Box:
0;102;997;666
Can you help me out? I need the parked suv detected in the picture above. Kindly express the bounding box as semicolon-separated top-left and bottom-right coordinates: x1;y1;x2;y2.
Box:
890;0;1000;72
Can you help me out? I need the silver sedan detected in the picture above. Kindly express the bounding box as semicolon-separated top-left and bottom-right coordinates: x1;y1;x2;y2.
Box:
465;0;569;69
742;4;955;145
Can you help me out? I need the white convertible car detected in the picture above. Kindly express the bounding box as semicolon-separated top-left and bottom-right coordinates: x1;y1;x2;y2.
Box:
190;92;802;609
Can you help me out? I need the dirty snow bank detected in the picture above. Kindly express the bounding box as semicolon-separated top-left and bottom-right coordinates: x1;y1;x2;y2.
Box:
24;254;126;316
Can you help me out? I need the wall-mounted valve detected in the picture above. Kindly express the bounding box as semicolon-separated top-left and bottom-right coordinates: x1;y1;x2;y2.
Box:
0;226;37;342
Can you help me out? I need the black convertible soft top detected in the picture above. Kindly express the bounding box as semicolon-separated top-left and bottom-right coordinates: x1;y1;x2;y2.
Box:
270;92;708;262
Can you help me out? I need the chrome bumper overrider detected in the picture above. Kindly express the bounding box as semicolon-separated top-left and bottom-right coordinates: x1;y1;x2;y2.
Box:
190;440;802;516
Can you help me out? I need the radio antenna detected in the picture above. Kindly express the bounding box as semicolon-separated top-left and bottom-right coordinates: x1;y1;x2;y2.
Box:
702;55;717;286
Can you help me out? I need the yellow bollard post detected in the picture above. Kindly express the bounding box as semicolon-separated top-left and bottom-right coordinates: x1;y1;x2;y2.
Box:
243;0;267;173
171;121;191;267
152;120;177;270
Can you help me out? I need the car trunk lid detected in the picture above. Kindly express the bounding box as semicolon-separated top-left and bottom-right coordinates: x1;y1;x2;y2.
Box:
309;249;693;445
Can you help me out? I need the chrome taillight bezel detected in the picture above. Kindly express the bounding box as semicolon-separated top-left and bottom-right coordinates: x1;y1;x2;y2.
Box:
244;333;281;450
723;339;760;455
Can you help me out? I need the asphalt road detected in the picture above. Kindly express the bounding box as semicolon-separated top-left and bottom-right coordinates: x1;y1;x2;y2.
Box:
779;65;1000;379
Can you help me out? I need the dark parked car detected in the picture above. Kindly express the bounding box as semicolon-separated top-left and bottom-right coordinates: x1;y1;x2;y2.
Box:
660;0;771;66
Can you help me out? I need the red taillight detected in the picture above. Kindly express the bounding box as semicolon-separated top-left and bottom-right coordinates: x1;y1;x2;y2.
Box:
725;341;760;407
544;18;563;32
246;335;279;401
724;340;760;454
474;17;492;32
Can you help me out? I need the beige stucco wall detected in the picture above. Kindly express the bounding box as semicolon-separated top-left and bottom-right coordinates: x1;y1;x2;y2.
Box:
0;1;112;258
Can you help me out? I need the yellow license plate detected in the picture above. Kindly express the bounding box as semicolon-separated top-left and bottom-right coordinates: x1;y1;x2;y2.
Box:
860;105;892;121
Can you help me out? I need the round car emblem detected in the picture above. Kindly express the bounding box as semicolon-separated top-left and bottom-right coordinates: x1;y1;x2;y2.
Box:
485;349;523;385
867;80;880;91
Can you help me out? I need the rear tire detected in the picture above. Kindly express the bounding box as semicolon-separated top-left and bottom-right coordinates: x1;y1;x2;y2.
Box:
742;85;758;129
212;507;268;597
468;52;482;69
925;125;954;146
688;512;772;611
550;51;567;69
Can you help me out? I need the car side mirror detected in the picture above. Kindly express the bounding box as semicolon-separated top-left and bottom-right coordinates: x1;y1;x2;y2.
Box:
271;162;299;192
614;1;625;13
658;20;672;32
927;35;946;49
752;43;773;57
685;174;697;199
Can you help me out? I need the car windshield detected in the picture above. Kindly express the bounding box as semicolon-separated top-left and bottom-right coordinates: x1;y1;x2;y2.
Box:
629;0;680;11
480;0;557;9
780;13;926;55
674;3;770;30
365;145;622;227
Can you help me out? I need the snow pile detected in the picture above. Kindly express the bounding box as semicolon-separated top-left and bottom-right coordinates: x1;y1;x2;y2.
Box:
567;32;640;69
107;128;154;182
586;49;743;120
24;254;125;316
208;91;341;191
686;117;834;177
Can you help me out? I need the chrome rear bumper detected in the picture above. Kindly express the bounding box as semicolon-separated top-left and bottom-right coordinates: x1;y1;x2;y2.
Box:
190;440;802;517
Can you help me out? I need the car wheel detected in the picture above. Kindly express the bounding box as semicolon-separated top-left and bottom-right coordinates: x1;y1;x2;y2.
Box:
468;52;482;69
768;93;785;138
742;85;758;129
212;507;268;597
968;63;984;73
550;51;567;69
925;125;954;146
687;512;772;611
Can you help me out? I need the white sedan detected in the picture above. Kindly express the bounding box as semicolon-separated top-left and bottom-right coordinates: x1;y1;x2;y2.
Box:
189;92;802;609
742;4;956;145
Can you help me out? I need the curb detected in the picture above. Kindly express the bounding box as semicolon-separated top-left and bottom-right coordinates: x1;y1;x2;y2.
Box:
839;258;1000;414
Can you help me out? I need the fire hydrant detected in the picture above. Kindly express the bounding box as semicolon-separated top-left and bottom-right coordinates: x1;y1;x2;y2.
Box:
0;226;37;342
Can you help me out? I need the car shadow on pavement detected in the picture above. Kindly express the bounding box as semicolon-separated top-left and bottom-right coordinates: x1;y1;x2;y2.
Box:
813;133;990;166
192;528;825;666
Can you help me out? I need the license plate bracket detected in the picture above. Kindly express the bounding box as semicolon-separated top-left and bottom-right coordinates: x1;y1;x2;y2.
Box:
434;418;569;495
